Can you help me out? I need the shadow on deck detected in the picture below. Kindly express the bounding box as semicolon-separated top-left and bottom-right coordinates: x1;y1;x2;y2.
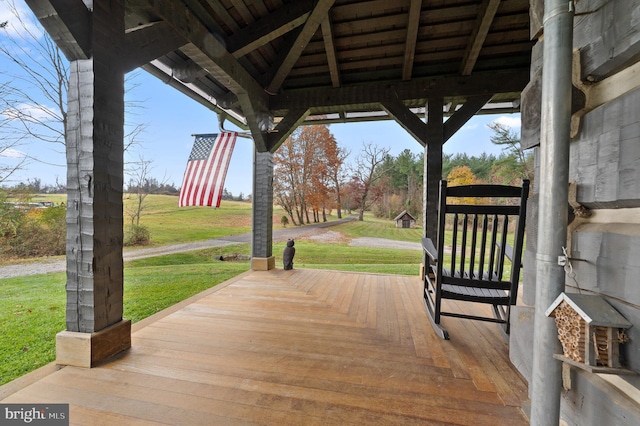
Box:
1;268;530;425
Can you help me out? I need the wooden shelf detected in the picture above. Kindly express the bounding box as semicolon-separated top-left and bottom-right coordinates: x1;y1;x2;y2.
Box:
554;354;637;375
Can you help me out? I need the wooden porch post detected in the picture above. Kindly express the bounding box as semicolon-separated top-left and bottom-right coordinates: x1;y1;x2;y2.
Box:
56;1;131;367
423;97;444;242
251;149;275;270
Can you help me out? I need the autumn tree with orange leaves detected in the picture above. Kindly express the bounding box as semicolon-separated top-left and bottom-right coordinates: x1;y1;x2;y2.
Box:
273;125;347;225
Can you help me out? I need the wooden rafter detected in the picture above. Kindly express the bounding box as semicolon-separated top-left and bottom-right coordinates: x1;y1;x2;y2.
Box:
227;0;314;58
321;15;341;88
198;0;273;70
266;0;336;94
201;0;241;31
270;70;529;112
460;0;501;76
24;0;91;60
380;99;427;146
267;108;311;152
443;94;493;142
121;22;185;73
402;0;422;81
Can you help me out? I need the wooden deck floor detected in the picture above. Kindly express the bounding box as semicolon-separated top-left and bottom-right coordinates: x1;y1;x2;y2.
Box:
1;269;529;425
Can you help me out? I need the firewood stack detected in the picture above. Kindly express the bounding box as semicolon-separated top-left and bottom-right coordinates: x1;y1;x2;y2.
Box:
554;300;586;363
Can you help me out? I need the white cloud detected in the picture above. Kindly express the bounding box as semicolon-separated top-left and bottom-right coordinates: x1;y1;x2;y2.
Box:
0;147;26;158
462;123;480;131
1;102;60;123
492;115;521;128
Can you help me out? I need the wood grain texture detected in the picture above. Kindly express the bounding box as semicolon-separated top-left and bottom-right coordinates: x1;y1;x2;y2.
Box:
1;269;529;425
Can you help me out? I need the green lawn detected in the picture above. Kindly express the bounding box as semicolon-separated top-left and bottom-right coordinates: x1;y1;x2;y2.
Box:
336;215;423;242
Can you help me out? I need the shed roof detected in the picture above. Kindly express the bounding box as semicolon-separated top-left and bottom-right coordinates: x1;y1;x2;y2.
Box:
545;292;633;329
394;210;416;221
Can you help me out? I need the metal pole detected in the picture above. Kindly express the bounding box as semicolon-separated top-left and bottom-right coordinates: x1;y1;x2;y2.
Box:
530;1;574;424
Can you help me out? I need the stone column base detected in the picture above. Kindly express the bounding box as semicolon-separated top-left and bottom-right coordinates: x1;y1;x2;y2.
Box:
56;319;131;368
251;256;276;271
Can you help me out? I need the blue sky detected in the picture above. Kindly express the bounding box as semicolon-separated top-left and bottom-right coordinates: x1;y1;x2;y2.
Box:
1;1;520;196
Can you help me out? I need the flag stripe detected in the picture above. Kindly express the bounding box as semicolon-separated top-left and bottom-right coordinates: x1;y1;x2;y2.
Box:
208;133;235;206
178;132;237;208
200;132;230;206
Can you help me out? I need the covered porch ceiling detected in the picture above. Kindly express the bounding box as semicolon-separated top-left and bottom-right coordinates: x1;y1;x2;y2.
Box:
31;0;533;151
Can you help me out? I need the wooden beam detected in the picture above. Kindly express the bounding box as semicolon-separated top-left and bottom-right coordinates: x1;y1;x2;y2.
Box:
268;108;311;153
227;0;314;58
424;97;444;243
141;61;247;130
460;0;501;76
270;70;529;111
200;0;241;31
236;93;272;152
321;15;341;88
266;0;336;94
147;0;270;149
25;0;91;60
443;94;492;142
148;1;264;96
380;100;427;146
121;22;185;73
402;0;422;81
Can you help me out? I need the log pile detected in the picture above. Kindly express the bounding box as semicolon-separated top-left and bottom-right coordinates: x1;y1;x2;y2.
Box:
553;300;586;363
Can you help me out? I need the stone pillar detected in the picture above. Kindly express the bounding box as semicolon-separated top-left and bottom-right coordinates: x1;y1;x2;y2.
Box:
56;1;130;368
251;149;275;270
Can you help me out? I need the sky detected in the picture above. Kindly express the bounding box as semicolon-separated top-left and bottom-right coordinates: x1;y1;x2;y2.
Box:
0;1;520;197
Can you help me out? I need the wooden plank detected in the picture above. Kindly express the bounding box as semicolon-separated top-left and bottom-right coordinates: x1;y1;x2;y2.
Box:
396;275;450;366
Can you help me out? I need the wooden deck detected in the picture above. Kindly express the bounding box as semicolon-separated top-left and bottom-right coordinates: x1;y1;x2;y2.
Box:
1;269;529;425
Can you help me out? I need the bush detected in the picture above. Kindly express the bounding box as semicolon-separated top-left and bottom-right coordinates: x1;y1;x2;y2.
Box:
0;204;66;259
125;224;151;246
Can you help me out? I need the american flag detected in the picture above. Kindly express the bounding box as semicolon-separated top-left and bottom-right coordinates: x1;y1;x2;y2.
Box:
179;132;237;207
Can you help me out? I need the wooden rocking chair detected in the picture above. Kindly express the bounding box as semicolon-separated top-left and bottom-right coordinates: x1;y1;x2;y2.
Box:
422;180;529;339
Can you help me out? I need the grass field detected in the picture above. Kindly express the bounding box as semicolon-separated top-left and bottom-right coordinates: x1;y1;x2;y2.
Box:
1;195;424;386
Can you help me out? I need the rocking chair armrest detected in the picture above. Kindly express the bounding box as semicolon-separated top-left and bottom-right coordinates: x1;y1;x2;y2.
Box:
421;238;439;262
498;242;521;266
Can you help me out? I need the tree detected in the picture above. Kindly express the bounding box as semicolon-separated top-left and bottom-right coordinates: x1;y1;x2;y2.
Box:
488;121;533;184
126;155;154;228
273;125;344;225
123;155;169;245
447;165;477;204
325;143;349;219
0;81;27;182
0;2;145;180
350;143;390;221
443;152;497;182
274;131;304;226
0;2;68;147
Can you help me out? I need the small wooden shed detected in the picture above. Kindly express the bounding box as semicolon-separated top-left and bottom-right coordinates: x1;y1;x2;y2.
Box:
394;210;416;229
546;292;633;372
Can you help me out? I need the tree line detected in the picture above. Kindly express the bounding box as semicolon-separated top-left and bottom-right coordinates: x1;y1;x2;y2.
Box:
272;122;533;226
